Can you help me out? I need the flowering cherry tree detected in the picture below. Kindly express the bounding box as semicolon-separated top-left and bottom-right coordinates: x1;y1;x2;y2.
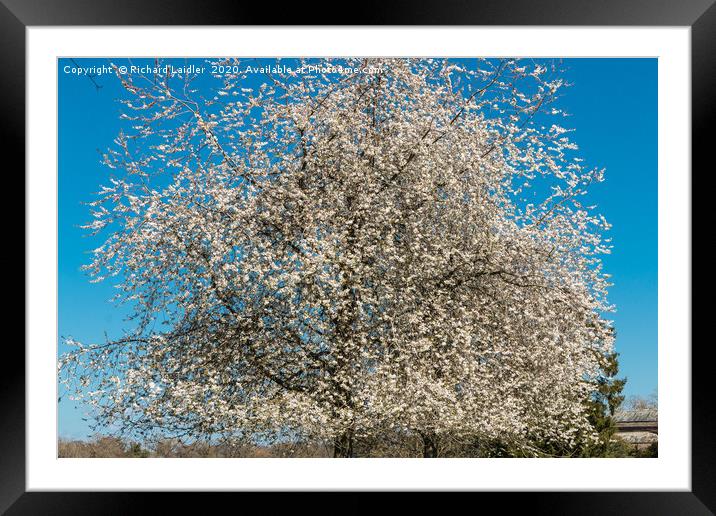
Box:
60;58;614;457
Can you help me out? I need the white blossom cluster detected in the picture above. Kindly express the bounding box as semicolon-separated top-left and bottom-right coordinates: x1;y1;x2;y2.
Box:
59;58;614;455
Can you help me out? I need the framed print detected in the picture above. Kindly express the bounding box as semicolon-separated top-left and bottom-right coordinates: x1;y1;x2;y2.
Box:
5;0;712;512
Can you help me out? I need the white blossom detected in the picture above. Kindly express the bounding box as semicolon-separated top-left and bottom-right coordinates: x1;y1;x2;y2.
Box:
59;58;614;455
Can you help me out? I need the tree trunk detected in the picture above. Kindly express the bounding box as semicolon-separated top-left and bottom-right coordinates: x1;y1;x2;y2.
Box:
333;430;354;458
422;433;439;458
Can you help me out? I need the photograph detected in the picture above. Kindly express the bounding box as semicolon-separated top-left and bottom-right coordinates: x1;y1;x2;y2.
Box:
56;56;658;459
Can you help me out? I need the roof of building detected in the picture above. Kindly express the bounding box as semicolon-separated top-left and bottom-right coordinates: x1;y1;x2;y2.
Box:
613;408;658;423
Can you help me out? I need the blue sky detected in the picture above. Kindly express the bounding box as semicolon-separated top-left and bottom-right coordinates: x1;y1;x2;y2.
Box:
58;58;657;439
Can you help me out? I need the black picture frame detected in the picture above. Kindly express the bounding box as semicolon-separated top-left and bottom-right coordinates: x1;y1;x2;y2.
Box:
4;1;711;512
